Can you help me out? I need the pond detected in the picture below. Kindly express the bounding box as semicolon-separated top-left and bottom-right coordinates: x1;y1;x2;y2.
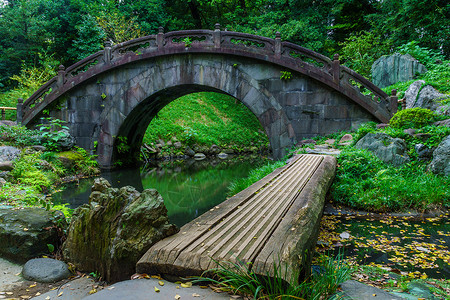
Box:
317;213;450;280
52;156;269;227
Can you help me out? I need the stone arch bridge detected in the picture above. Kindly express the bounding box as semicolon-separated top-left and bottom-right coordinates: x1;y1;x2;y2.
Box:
18;25;397;168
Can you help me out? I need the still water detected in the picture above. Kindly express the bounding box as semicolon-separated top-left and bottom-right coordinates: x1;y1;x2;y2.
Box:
53;156;268;227
319;214;450;279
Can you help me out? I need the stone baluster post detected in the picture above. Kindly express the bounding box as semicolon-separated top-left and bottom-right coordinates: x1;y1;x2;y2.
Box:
104;41;112;64
157;27;164;50
275;32;281;59
390;89;398;115
332;54;340;85
16;98;23;124
213;23;221;49
57;65;65;87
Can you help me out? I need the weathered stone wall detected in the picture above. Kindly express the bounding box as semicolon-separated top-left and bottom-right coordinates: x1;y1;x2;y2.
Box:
46;53;376;168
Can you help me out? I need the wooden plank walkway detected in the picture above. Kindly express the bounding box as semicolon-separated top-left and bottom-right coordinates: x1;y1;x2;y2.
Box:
137;154;336;281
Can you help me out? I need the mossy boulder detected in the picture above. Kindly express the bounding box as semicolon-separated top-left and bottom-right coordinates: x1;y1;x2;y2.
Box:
62;178;178;282
55;151;84;169
0;208;65;263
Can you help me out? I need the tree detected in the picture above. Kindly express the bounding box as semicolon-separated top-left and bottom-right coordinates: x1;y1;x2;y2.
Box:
67;15;105;61
367;0;450;58
0;0;56;88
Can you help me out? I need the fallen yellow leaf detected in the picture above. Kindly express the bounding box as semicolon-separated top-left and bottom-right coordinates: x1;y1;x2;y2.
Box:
192;293;200;297
158;281;165;286
29;284;36;288
181;282;192;288
175;295;181;300
58;291;63;297
89;289;97;295
154;287;160;293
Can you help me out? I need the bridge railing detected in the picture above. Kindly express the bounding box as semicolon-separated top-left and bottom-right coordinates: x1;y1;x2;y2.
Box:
20;25;395;125
341;66;398;115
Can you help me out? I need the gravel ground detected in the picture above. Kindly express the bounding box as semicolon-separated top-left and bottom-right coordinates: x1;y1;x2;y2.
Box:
0;258;23;292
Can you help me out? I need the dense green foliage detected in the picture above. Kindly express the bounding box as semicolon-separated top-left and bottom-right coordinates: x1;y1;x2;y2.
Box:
1;0;449;91
331;148;449;212
143;92;269;149
389;108;440;129
330;120;450;212
380;41;450;95
0;124;98;210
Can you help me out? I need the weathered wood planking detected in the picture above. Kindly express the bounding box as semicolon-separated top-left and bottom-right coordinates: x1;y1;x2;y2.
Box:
137;154;337;281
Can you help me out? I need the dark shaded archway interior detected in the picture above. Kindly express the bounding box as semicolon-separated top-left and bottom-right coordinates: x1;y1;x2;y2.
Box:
112;84;270;166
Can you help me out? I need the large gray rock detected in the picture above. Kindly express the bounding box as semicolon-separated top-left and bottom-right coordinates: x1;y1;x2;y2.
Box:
62;178;178;282
428;135;450;176
413;85;449;113
405;80;425;109
371;53;427;88
355;133;410;166
0;208;66;263
22;258;71;283
0;146;20;163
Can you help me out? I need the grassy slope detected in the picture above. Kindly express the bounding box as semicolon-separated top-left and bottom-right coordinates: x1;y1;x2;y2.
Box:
143;92;269;149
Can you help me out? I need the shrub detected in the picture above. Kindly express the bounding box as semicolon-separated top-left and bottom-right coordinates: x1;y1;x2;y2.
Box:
389;108;438;129
0;125;41;146
332;148;450;212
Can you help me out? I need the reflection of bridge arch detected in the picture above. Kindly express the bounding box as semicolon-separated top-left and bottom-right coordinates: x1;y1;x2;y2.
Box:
19;26;397;168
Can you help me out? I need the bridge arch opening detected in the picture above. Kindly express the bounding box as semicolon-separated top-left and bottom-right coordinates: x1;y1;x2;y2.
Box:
111;86;271;166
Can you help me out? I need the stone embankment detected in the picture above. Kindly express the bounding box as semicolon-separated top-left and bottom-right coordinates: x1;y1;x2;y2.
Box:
141;139;270;161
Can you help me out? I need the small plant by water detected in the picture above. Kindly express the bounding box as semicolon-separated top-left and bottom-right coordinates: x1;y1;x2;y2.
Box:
195;254;351;299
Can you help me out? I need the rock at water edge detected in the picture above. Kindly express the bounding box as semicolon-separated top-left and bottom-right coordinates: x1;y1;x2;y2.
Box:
62;178;178;282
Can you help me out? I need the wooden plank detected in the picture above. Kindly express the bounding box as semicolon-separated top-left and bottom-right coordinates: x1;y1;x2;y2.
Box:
137;154;302;274
171;155;314;272
252;155;337;281
137;154;336;279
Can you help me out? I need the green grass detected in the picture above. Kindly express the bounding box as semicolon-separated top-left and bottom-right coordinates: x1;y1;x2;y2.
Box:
331;147;450;212
194;254;351;299
143;92;269;149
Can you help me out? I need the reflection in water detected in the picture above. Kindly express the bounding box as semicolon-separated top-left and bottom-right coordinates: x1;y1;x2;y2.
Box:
53;156;268;227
